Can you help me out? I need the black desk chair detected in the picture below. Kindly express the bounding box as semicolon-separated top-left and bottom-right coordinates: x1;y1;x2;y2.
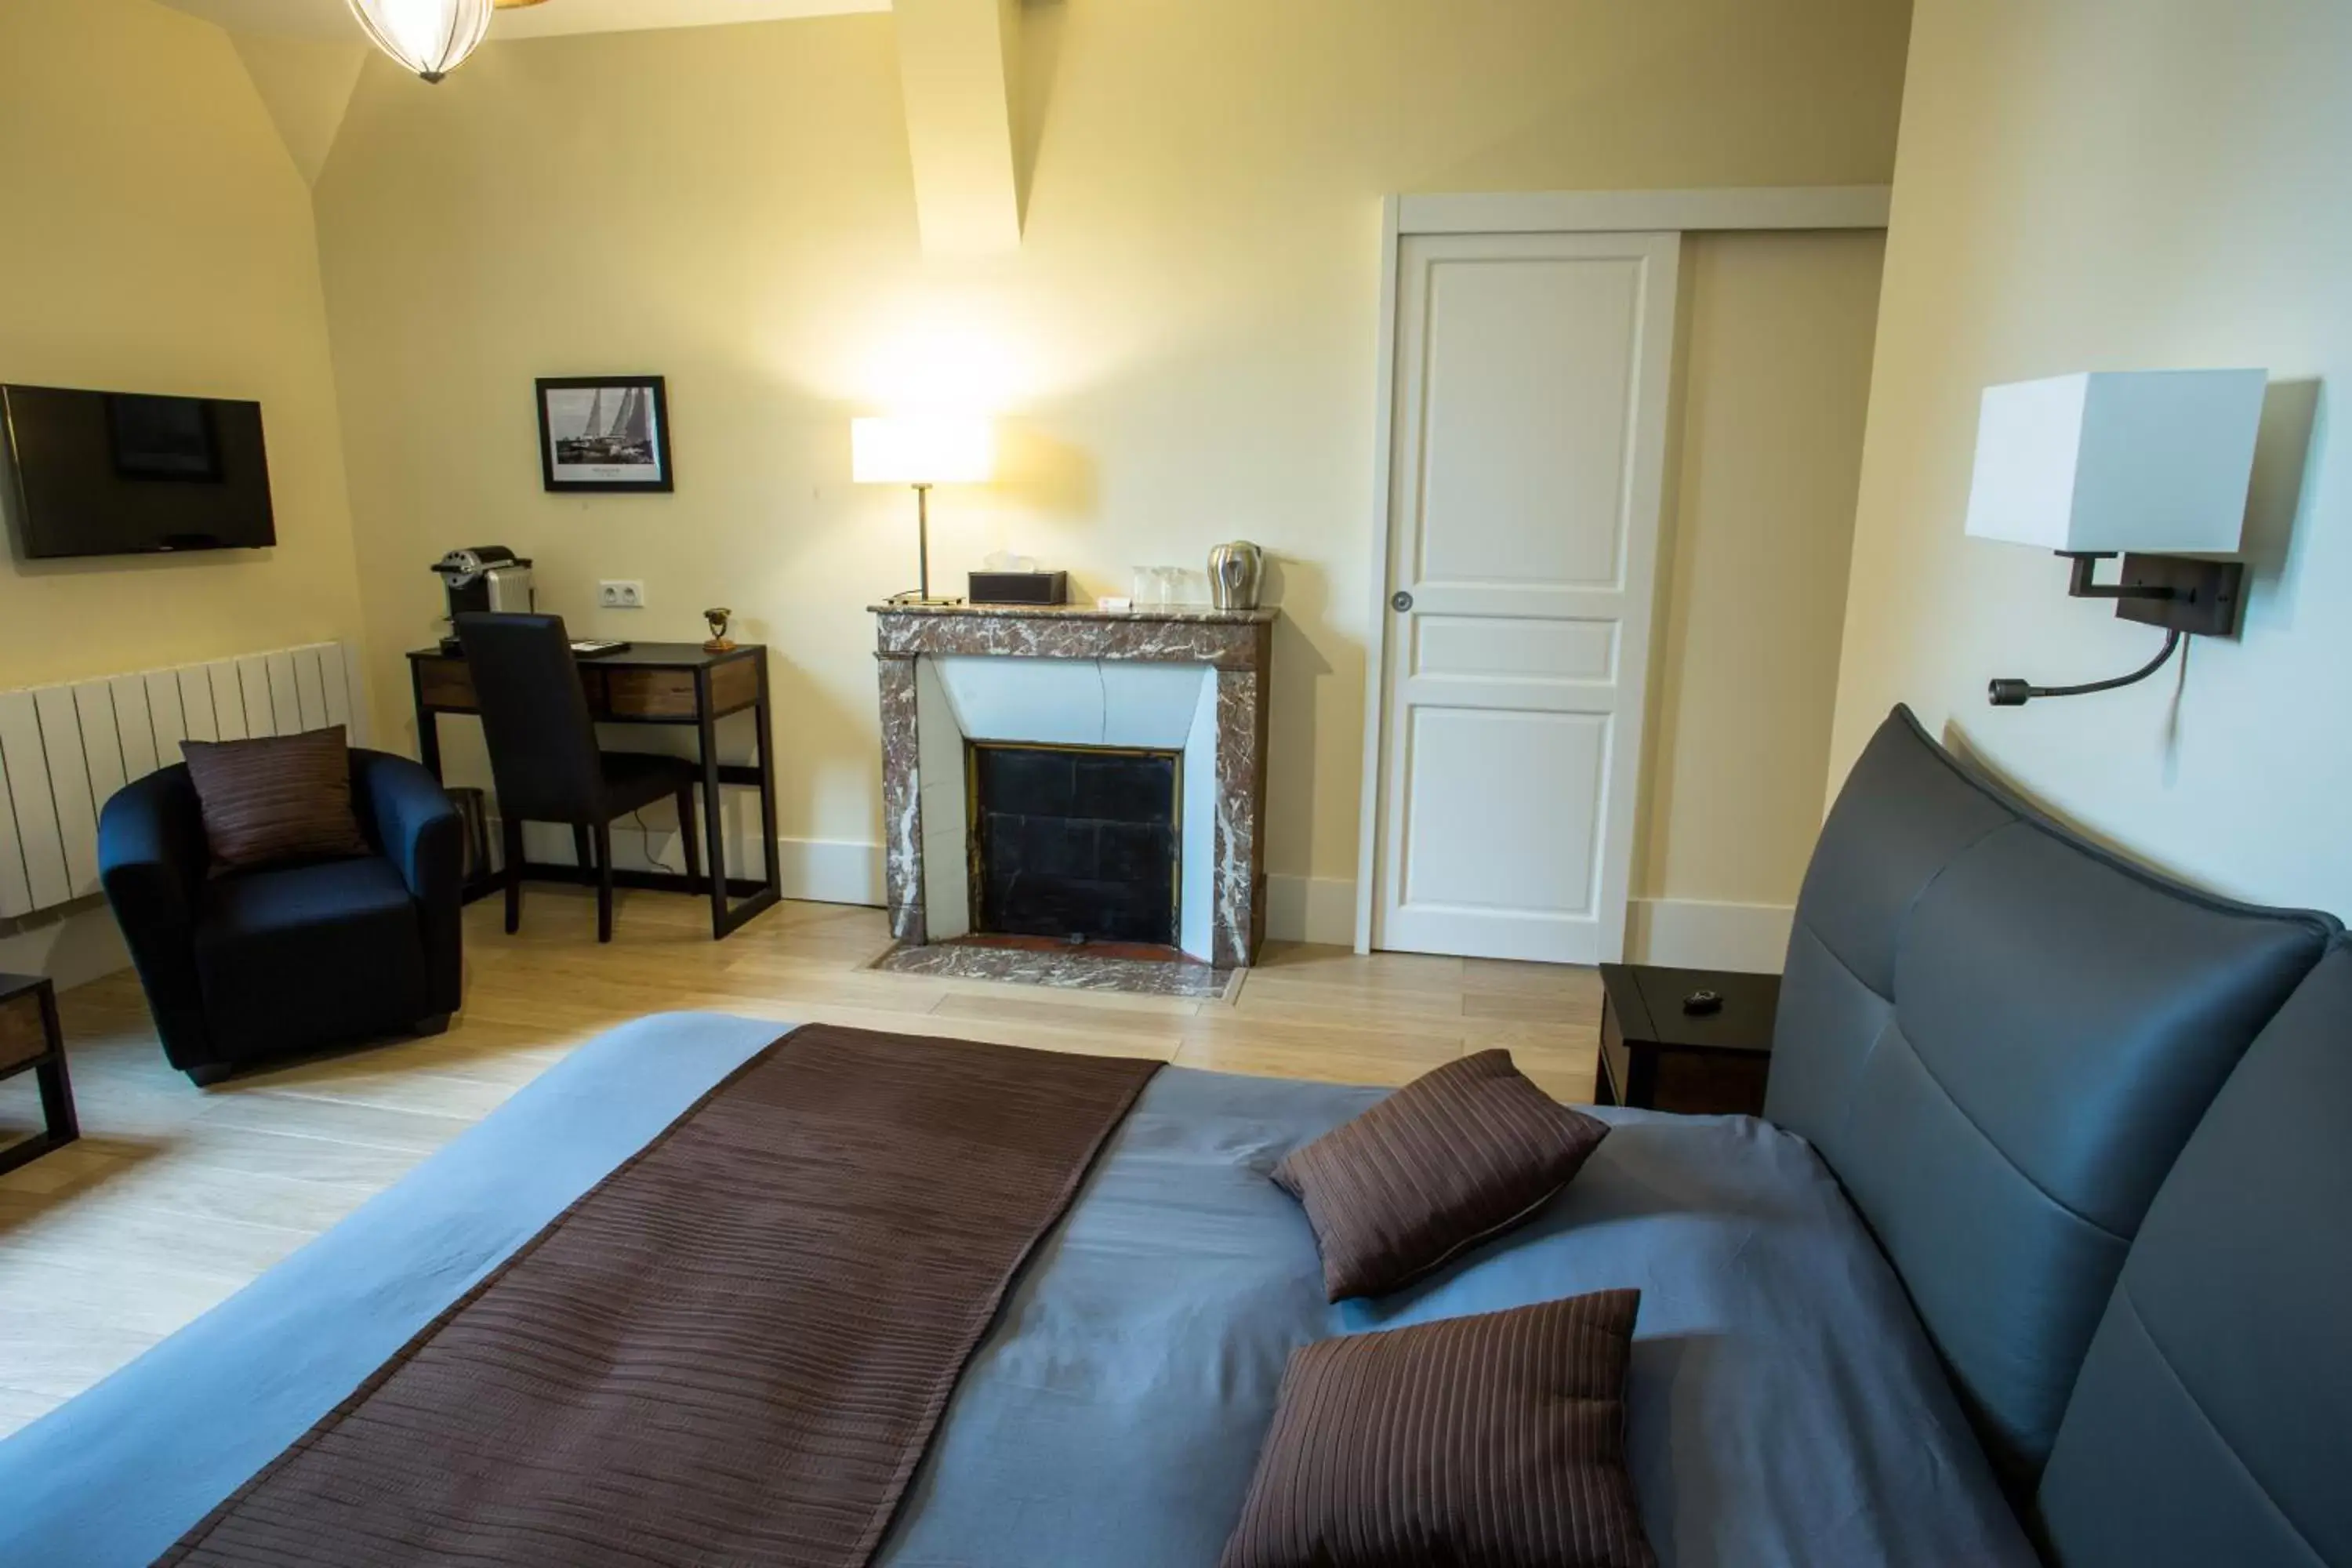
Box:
455;612;703;942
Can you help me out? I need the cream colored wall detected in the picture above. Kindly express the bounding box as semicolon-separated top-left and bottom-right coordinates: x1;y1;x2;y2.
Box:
1636;230;1882;964
313;0;1910;930
1830;0;2352;916
0;0;366;691
0;0;369;983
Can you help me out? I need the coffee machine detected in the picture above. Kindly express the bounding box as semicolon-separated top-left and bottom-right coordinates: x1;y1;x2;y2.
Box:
431;546;535;652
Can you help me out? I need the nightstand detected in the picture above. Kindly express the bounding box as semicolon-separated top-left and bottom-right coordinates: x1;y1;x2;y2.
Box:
0;973;78;1175
1596;963;1780;1116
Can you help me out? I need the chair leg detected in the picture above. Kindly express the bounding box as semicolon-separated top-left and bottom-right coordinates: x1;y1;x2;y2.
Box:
572;823;593;877
595;821;615;943
503;818;524;935
677;784;703;891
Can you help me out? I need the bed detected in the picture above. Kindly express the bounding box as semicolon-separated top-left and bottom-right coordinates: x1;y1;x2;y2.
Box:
3;1014;2028;1566
2;706;2342;1566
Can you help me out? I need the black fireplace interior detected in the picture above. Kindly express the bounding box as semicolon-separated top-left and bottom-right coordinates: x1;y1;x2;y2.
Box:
971;743;1178;946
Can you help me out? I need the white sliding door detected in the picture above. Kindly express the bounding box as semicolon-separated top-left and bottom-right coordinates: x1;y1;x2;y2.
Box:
1370;230;1679;964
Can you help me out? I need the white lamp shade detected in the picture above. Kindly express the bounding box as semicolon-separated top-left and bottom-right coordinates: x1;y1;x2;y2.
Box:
1962;369;2266;554
851;416;993;485
347;0;494;82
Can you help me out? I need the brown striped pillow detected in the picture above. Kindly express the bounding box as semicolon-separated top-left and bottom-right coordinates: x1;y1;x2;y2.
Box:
180;727;372;870
1273;1049;1608;1301
1221;1290;1655;1568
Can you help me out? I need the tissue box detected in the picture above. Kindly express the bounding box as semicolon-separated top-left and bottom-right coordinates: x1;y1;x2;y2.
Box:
967;570;1067;605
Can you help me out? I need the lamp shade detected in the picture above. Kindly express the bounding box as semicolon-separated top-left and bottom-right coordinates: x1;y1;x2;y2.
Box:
851;416;993;486
1962;369;2266;554
346;0;494;82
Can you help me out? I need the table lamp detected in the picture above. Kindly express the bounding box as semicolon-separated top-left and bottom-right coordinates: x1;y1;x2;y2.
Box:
1962;368;2265;704
853;416;994;604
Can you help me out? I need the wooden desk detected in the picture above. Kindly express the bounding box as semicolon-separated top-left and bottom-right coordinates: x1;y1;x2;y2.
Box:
406;642;781;938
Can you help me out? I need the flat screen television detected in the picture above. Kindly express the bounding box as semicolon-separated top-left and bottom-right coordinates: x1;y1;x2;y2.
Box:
1;384;276;559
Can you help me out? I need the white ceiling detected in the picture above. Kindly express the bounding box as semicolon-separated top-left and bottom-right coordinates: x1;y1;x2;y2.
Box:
155;0;887;43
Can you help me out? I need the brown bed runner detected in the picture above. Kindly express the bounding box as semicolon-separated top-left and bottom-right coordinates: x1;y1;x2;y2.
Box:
162;1025;1161;1568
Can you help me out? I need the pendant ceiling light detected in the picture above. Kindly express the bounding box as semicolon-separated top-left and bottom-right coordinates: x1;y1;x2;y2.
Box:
346;0;497;84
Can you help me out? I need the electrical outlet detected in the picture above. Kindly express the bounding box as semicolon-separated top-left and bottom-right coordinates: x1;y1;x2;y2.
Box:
597;580;645;608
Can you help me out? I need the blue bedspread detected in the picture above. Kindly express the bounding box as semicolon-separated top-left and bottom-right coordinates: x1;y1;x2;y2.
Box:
0;1013;2034;1566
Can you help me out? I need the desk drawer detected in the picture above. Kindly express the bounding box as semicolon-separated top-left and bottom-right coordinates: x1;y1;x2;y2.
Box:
706;656;759;716
416;659;660;719
414;652;756;721
414;659;478;712
0;992;51;1075
602;668;699;719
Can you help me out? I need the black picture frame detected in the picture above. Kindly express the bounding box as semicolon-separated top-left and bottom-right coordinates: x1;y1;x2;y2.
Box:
535;375;673;493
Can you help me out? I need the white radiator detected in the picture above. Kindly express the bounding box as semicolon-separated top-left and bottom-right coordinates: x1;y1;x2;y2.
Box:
0;641;370;920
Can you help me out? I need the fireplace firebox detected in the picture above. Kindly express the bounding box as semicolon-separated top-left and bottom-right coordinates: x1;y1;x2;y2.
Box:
968;742;1179;946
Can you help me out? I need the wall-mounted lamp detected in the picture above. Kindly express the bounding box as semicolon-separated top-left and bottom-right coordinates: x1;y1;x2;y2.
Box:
852;416;994;605
1964;368;2267;705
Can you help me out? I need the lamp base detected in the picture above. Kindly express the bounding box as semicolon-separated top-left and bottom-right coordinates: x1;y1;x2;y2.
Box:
2111;553;2244;637
2060;551;2243;637
887;590;964;607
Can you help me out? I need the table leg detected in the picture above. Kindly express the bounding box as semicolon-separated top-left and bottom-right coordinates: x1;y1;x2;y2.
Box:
34;985;75;1147
1624;1045;1659;1110
753;655;782;904
697;670;729;940
412;665;443;782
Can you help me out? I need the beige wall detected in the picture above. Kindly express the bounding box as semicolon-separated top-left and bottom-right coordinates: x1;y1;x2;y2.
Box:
314;0;1907;933
0;0;368;982
0;0;365;691
1638;230;1882;960
1831;0;2352;916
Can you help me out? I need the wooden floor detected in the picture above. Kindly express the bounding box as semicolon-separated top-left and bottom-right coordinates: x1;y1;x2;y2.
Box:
0;888;1600;1439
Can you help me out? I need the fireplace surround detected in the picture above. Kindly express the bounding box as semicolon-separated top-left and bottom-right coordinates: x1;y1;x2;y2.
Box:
871;602;1275;967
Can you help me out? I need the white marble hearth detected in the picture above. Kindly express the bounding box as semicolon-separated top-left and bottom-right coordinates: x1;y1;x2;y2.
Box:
871;603;1276;968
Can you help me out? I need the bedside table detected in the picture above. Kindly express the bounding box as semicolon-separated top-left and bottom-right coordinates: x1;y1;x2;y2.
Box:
1596;963;1780;1116
0;973;78;1176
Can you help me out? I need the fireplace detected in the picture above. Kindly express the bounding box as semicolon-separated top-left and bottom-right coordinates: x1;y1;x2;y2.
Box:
872;601;1275;969
969;743;1179;946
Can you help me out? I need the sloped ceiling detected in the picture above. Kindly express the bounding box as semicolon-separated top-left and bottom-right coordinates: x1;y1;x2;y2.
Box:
156;0;886;43
230;33;367;186
192;0;1022;252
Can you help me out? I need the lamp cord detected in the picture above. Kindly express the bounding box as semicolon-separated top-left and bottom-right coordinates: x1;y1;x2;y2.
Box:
1988;628;2183;706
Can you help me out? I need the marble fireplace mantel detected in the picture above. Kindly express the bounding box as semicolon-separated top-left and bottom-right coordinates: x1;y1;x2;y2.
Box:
871;602;1276;967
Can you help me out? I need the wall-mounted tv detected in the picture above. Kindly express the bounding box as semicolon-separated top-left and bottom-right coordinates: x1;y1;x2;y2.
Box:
1;384;276;560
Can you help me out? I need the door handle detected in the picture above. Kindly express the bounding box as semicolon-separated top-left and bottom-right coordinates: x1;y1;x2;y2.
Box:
1391;590;1414;613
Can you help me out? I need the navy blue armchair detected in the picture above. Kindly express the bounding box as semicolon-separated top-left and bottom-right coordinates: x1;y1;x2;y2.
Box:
98;749;464;1086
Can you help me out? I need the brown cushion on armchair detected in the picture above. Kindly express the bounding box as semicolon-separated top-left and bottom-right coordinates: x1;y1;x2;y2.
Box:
1272;1049;1610;1301
1220;1290;1655;1568
180;726;372;870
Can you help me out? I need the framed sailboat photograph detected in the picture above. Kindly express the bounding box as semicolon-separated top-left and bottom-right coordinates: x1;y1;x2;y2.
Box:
535;375;674;493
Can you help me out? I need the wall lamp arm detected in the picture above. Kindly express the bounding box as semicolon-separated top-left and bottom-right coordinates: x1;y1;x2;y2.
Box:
2060;551;2178;601
1988;628;2183;706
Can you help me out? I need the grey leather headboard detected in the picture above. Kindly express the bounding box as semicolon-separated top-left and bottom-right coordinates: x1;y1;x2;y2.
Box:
1766;707;2336;1486
2036;942;2350;1566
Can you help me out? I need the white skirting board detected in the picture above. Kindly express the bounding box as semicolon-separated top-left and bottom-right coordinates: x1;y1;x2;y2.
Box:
0;902;130;993
514;821;887;909
1343;892;1793;970
15;847;1784;989
520;822;1357;945
1265;874;1359;947
1624;898;1794;973
17;835;1390;989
